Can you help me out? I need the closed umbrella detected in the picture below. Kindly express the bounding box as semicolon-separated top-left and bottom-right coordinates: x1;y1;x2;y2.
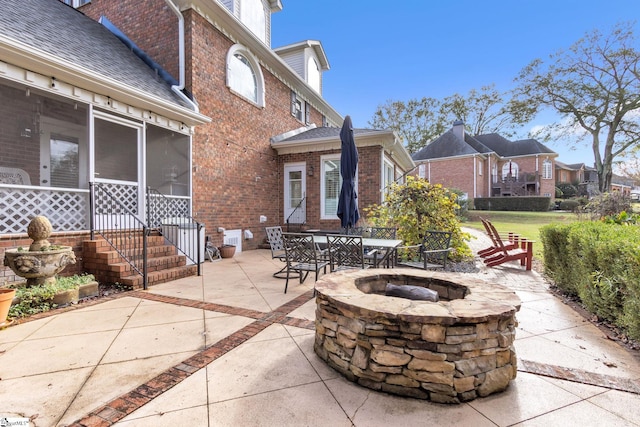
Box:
337;115;359;230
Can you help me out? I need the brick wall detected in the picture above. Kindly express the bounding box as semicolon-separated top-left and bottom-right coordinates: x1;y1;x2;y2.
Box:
79;2;333;250
278;145;384;230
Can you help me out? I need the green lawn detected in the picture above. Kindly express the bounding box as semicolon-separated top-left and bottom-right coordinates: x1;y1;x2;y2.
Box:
463;210;578;259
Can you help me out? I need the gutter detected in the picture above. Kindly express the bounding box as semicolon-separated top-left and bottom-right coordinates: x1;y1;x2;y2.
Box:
164;0;199;113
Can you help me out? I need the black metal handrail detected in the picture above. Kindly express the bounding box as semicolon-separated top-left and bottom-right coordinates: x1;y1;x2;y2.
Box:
147;187;202;275
90;182;149;289
286;196;306;231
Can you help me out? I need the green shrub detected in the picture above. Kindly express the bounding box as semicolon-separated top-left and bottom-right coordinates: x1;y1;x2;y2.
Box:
581;192;632;220
8;274;96;319
474;197;551;212
539;222;640;339
365;176;471;260
557;183;578;198
558;199;580;212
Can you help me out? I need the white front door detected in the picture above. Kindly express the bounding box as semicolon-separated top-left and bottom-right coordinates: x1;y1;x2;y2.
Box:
284;163;306;224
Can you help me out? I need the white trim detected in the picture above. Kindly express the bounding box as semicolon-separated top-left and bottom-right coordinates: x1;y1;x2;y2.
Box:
283;162;306;222
320;154;341;220
0;38;210;127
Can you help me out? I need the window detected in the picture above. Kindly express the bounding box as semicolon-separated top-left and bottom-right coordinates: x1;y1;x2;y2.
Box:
418;164;426;179
291;91;310;124
542;159;553;179
492;163;498;183
478;159;483;176
226;45;264;107
50;136;79;188
501;161;518;180
321;155;357;219
382;159;394;201
63;0;90;7
240;0;267;43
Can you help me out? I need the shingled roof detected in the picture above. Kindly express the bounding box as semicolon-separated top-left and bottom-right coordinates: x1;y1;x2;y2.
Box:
412;127;556;161
0;0;190;109
276;126;389;142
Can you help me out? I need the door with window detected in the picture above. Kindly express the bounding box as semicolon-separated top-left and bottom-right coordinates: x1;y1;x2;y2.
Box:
284;163;306;224
92;111;144;227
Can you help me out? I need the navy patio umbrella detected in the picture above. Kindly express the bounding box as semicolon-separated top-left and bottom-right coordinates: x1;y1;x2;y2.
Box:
336;115;359;230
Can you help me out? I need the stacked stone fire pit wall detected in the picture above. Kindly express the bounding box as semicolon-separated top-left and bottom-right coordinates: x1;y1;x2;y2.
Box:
314;269;521;404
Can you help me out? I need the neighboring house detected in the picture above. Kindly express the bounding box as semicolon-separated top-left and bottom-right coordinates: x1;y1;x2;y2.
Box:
412;121;558;206
0;0;412;284
555;161;633;197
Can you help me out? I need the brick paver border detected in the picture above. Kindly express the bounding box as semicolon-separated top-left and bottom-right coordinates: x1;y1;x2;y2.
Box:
29;289;638;427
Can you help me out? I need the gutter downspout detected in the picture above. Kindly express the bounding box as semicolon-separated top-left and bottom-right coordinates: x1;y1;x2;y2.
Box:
164;0;199;113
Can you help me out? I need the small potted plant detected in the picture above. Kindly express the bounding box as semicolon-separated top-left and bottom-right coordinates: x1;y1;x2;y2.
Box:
219;244;236;258
0;281;16;327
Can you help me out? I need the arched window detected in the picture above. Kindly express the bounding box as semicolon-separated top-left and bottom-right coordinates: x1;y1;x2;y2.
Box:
307;57;321;93
226;45;265;107
501;161;518;180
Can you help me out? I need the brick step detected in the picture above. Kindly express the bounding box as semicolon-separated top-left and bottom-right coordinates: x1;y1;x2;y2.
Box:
102;254;187;274
87;244;178;263
88;236;169;252
120;264;198;288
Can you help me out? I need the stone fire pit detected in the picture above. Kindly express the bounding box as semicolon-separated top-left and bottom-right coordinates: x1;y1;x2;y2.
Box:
314;269;521;403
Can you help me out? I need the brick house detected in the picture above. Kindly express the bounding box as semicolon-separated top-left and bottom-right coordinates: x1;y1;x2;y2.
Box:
0;0;412;284
556;161;633;198
412;121;558;207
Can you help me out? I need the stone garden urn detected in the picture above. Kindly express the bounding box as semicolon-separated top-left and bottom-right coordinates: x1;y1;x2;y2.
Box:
3;216;76;287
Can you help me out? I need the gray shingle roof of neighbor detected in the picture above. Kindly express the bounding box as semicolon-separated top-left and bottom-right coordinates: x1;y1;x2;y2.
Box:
279;126;389;142
412;127;557;161
0;0;190;109
411;129;492;161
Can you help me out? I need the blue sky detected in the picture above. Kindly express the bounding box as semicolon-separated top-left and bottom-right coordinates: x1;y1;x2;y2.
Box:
271;0;640;166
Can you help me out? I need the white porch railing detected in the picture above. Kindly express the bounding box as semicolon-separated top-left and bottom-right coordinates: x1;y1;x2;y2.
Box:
0;184;89;234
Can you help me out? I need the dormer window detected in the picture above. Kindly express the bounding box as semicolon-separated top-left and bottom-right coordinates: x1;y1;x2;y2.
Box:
308;57;320;93
241;0;267;43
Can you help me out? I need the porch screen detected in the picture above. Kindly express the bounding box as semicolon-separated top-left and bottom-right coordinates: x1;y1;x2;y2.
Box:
95;118;137;182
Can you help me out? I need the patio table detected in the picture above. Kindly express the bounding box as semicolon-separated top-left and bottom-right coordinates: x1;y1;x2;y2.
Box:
312;235;403;268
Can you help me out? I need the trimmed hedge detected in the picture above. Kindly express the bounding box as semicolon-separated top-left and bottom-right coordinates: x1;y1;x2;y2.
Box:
540;222;640;339
473;197;551;212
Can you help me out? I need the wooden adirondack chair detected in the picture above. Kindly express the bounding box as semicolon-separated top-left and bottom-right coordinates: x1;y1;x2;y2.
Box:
478;217;521;259
482;221;533;270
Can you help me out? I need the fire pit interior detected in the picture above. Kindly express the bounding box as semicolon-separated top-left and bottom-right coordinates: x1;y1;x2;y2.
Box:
314;269;521;403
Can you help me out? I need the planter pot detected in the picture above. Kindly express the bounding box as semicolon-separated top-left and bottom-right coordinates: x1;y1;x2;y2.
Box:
0;288;16;327
219;245;236;258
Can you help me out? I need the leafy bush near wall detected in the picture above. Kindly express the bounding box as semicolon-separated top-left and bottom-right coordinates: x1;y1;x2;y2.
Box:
474;197;551;212
540;222;640;339
365;176;471;260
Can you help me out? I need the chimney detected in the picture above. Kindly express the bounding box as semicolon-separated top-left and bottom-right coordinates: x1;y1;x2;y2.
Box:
452;120;465;140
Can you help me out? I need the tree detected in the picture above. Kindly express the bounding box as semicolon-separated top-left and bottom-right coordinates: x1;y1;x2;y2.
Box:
369;97;444;153
440;84;524;137
513;23;640;193
369;86;525;153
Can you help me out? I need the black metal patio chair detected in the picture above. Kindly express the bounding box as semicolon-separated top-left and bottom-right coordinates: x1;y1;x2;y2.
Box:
282;232;329;293
395;230;453;270
327;234;374;272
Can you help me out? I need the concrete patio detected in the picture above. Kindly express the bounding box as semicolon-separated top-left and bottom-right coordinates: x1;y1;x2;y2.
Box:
1;229;639;426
